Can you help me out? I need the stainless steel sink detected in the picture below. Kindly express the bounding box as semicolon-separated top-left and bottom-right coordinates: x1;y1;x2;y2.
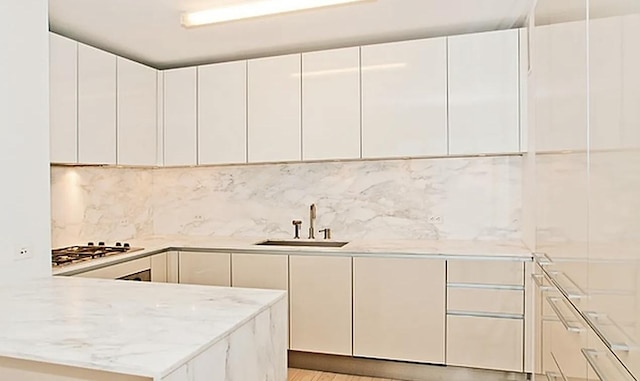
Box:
255;240;349;248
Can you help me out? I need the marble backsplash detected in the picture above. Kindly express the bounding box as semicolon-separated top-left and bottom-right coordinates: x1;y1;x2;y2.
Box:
51;156;523;247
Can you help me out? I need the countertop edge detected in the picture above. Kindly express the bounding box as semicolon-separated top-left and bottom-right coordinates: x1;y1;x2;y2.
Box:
54;242;533;276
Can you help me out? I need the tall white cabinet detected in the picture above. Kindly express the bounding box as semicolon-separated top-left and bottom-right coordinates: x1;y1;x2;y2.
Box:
361;38;448;158
49;33;77;164
248;54;301;163
78;44;117;164
302;47;361;160
198;61;247;165
448;29;520;155
164;67;197;166
534;21;587;152
117;58;157;166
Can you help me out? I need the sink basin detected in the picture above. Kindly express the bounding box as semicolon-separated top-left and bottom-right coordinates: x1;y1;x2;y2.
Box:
255;240;349;248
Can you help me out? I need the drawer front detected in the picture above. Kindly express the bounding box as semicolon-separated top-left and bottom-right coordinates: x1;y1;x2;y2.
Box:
75;257;151;279
448;260;524;286
447;315;523;372
448;287;523;316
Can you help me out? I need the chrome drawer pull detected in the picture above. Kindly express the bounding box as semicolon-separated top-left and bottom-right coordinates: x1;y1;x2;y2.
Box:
546;296;584;333
581;349;634;381
584;312;632;352
547;271;587;299
531;274;553;291
534;252;553;266
544;371;563;381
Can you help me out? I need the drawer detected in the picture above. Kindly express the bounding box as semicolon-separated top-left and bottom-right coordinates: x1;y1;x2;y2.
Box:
447;315;523;372
75;257;151;279
448;260;523;286
447;286;523;316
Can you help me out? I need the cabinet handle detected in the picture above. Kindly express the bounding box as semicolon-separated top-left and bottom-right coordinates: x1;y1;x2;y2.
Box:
581;349;634;381
546;296;584;333
531;274;553;291
535;252;553;266
547;271;587;300
544;371;563;381
584;312;632;352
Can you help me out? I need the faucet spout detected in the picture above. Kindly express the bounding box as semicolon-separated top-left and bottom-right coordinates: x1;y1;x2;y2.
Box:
308;204;317;239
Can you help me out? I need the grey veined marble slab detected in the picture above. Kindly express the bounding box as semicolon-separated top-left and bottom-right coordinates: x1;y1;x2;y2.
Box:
0;276;287;380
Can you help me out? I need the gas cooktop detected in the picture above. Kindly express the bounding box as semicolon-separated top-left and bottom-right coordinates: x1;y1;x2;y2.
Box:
51;242;143;267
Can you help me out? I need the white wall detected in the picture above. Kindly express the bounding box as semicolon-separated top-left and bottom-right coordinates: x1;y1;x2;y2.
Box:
0;0;52;281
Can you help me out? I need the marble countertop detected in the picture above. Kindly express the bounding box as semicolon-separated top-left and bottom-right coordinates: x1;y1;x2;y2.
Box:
53;235;532;276
0;276;285;378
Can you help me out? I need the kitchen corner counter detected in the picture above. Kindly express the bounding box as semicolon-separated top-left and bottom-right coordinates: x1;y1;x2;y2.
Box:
0;276;287;380
53;236;532;276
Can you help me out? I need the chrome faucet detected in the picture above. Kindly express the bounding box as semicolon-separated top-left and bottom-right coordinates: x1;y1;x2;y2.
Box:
308;204;316;239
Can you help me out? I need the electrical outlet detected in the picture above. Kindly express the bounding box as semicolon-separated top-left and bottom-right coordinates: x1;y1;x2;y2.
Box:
194;215;204;221
15;245;34;260
428;215;443;225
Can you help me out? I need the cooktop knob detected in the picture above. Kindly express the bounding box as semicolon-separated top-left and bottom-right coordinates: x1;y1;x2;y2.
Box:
123;243;130;248
87;242;94;246
115;242;122;247
98;241;105;246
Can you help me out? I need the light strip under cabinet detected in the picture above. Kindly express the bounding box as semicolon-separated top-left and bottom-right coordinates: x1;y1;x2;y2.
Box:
182;0;374;27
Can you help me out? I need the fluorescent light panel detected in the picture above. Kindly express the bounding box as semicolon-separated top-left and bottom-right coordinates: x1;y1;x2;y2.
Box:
182;0;372;27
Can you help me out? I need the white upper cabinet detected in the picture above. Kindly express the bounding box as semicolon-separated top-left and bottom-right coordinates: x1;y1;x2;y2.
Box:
117;57;157;166
534;21;587;152
164;67;197;166
361;38;448;158
198;61;247;165
448;29;520;155
78;44;117;164
49;33;77;164
248;54;301;163
302;47;360;160
589;15;640;151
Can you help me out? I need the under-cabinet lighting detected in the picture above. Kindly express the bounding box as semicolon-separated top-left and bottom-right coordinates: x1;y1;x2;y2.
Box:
181;0;373;28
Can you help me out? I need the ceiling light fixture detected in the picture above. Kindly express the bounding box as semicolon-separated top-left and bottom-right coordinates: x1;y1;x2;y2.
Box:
181;0;373;28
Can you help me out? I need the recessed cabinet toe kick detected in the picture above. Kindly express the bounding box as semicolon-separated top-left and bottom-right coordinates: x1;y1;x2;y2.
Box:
65;244;533;379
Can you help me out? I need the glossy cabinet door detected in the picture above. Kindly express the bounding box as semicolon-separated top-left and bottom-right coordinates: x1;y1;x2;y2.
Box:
164;67;197;166
534;20;588;152
353;257;445;364
289;255;352;355
361;38;447;158
231;253;287;290
150;253;167;282
198;61;247;165
49;33;77;164
448;29;520;155
247;54;301;163
117;57;157;166
78;43;117;164
178;252;231;287
302;47;360;160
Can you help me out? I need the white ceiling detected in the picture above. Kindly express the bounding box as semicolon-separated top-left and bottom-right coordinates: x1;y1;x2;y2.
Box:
49;0;534;69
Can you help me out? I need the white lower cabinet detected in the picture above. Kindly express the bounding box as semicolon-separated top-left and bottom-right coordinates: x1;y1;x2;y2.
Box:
231;253;287;290
447;315;523;372
353;257;445;364
289;255;352;355
178;252;231;286
150;253;167;282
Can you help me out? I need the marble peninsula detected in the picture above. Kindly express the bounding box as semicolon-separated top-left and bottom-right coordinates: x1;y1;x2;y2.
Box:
0;276;287;381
